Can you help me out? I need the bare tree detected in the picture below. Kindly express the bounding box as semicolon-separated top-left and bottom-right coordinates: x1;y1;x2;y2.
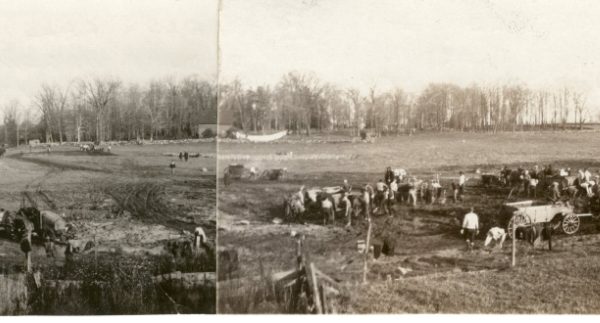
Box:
82;78;120;143
346;88;363;136
572;91;588;130
3;100;19;146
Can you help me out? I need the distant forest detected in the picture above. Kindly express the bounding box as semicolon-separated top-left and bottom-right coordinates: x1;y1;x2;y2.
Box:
1;76;216;146
219;72;594;136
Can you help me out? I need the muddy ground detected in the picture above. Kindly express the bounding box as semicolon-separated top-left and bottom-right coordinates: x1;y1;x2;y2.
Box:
217;132;600;314
0;143;216;314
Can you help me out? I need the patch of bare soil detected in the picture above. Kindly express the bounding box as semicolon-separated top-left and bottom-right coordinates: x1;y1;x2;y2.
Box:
218;167;600;313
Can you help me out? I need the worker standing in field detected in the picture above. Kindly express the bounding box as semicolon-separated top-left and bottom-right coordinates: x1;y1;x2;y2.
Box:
500;165;510;186
522;170;532;197
458;171;468;201
460;207;479;251
374;179;387;212
389;178;398;204
549;182;561;202
342;192;353;227
584;168;593;196
362;185;373;218
407;176;418;207
321;196;335;226
384;167;394;185
169;161;176;175
342;179;352;193
532;165;541;180
593;175;600;197
296;185;306;205
384;179;396;216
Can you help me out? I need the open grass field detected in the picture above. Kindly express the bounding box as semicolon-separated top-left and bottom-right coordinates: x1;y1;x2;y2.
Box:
0;142;216;314
217;131;600;314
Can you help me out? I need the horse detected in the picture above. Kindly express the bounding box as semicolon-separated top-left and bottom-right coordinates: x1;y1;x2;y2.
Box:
284;194;306;223
516;223;553;250
393;168;408;182
351;194;369;220
319;195;335;225
384;167;395;185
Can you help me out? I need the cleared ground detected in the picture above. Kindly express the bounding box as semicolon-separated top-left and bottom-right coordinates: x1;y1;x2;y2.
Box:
0;142;216;314
217;131;600;314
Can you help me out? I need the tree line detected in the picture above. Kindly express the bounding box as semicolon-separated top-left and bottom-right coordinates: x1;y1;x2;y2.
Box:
219;71;594;136
1;76;217;146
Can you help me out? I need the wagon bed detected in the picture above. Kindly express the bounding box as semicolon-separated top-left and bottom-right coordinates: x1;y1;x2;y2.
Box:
503;200;591;238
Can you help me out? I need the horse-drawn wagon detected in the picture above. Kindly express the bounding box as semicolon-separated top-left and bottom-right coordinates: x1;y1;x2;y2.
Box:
480;173;505;187
502;200;594;238
223;164;256;185
0;208;70;242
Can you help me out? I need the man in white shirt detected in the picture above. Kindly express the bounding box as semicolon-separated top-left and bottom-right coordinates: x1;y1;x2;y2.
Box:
407;176;419;207
341;192;352;227
342;179;352;193
460;207;479;251
583;168;593;196
389;179;398;201
384;179;398;216
484;227;507;249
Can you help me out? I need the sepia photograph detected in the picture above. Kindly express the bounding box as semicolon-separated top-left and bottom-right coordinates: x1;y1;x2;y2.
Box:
0;0;217;314
217;0;600;314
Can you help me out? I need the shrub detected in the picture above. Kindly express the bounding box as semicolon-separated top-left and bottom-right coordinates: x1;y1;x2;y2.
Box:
201;128;216;138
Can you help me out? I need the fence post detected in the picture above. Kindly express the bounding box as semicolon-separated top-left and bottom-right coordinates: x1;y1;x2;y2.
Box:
24;232;32;273
512;218;517;267
363;217;372;284
295;234;304;270
94;232;98;269
309;262;323;314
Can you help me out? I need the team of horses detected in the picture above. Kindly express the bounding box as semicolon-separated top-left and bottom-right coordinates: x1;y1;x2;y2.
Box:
283;168;451;225
283;164;600;226
488;165;600;210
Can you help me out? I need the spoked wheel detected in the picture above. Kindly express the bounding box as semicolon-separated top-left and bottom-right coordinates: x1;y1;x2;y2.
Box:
507;213;532;239
561;213;580;235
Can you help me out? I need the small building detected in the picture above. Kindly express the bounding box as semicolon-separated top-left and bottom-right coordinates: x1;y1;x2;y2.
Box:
218;108;235;137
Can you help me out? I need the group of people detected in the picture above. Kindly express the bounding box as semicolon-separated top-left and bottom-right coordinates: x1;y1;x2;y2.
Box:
370;167;469;214
500;164;600;201
460;207;507;252
178;151;190;162
297;167;471;227
169;151;192;175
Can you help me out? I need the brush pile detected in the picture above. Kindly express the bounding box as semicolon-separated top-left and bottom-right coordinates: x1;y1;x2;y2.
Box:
103;182;173;220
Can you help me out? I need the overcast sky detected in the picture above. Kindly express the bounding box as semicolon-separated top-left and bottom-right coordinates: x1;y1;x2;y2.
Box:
0;0;217;113
219;0;600;117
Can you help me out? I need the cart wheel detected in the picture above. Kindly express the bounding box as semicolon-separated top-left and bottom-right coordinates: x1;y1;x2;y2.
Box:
561;213;580;235
507;213;532;239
